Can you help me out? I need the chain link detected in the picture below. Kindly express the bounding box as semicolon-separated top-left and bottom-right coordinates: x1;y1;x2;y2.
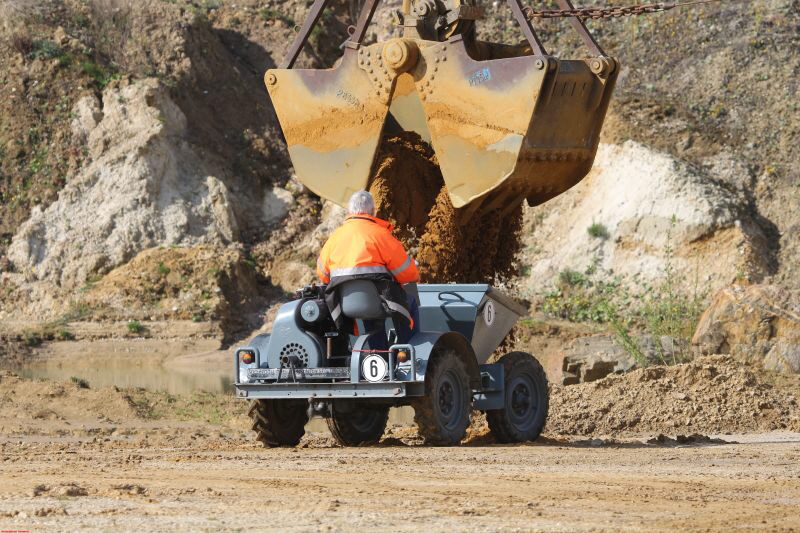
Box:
524;0;717;20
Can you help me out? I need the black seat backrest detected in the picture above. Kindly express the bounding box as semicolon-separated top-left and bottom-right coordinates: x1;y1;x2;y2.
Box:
339;279;388;320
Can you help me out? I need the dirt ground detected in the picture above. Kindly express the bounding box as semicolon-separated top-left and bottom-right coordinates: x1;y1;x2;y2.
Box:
1;355;800;532
1;430;799;532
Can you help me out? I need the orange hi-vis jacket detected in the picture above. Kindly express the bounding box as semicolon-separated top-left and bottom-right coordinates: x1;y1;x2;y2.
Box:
316;214;420;285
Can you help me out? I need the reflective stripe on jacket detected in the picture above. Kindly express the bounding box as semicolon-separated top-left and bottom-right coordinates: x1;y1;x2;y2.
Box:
316;214;420;285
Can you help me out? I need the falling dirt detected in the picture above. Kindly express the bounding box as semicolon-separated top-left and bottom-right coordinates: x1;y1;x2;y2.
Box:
368;133;523;284
368;132;442;242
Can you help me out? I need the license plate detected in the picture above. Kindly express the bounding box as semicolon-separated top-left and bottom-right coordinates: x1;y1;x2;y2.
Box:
247;367;350;380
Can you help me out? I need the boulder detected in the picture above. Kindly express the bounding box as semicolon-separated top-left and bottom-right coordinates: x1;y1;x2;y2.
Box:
561;333;684;384
692;285;800;373
562;335;636;385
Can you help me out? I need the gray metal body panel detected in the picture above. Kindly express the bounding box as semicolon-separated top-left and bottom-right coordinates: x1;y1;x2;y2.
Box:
233;284;526;399
264;300;325;369
418;284;526;364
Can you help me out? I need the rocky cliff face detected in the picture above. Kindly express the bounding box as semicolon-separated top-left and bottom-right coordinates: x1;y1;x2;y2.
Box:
8;79;293;289
518;141;774;297
693;285;800;373
0;0;797;349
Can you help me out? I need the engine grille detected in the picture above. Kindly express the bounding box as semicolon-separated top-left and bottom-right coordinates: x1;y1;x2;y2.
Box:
279;342;309;368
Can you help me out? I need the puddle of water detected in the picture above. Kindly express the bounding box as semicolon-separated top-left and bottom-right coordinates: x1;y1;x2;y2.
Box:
8;361;234;395
4;355;417;430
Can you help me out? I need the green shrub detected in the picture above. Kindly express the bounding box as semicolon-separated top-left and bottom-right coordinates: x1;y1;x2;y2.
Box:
127;320;145;334
56;329;75;341
157;262;171;276
23;331;43;347
587;222;610;239
258;8;295;26
541;217;706;366
81;60;119;89
70;376;90;389
28;40;64;60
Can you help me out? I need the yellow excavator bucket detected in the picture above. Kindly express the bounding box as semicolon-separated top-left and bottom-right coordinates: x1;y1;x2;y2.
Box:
265;48;392;207
265;0;618;212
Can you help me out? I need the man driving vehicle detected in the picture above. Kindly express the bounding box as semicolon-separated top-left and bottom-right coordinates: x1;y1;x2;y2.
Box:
316;190;419;343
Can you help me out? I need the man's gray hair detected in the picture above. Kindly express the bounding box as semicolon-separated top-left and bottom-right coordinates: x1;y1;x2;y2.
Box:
348;190;375;216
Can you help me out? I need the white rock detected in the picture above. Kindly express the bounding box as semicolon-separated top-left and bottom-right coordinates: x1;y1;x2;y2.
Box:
262;186;294;224
520;141;771;296
8;79;248;288
70;95;103;141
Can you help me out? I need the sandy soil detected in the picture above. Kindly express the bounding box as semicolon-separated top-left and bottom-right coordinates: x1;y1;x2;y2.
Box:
2;355;800;532
1;429;799;532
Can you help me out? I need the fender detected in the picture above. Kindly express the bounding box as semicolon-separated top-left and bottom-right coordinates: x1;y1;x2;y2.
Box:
408;330;481;388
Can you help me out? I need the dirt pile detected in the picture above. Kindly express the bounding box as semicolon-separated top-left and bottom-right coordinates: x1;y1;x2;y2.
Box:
77;245;276;340
0;370;140;433
368;133;523;284
545;355;800;436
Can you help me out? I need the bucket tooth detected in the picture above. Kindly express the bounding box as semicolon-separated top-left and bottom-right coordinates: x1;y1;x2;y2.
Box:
265;46;393;207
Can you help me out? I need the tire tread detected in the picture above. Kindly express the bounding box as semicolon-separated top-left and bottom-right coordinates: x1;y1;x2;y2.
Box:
486;352;549;443
326;405;389;446
412;349;472;446
248;399;308;447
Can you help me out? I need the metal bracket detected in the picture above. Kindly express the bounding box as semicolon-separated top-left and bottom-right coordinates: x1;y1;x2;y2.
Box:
473;363;505;410
554;0;608;57
281;0;382;69
506;0;548;57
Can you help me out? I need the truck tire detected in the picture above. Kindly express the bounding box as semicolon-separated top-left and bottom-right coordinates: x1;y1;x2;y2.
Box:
249;399;308;447
326;400;389;446
412;349;471;446
487;352;549;443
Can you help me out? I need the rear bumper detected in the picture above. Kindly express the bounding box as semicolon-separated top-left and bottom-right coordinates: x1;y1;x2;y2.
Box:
235;343;422;400
235;380;425;400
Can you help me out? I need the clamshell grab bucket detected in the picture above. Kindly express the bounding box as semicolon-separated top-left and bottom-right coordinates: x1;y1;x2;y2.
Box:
264;0;619;213
414;38;618;209
265;47;391;207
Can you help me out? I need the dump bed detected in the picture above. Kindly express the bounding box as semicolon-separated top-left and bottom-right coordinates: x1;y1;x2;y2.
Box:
417;284;526;364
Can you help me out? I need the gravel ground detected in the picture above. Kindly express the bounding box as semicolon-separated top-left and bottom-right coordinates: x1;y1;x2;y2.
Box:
1;431;799;532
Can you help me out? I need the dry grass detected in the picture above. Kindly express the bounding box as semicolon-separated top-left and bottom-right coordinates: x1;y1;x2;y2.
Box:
0;0;43;38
